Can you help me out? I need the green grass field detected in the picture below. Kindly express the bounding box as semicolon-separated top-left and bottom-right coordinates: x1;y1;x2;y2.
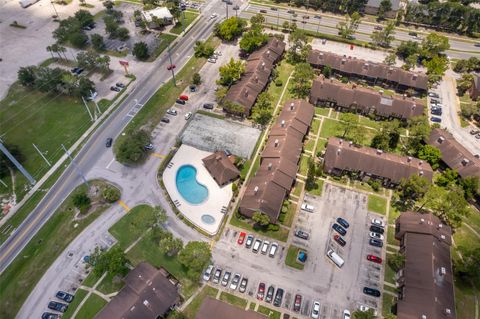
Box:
170;11;199;34
219;292;248;309
149;33;178;61
61;289;88;319
75;294;107;318
183;286;219;318
257;305;281;319
285;245;305;270
367;194;387;215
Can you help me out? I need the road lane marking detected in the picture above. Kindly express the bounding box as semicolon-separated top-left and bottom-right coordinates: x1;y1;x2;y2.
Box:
152;153;166;158
118;200;130;212
106;158;115;169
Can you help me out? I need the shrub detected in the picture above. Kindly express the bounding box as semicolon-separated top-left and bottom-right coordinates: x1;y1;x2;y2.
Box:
102;186;121;203
368;179;381;191
72;192;91;212
267;223;280;231
275;79;283;86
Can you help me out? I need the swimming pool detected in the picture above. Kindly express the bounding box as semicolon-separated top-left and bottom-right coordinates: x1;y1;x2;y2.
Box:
176;165;209;204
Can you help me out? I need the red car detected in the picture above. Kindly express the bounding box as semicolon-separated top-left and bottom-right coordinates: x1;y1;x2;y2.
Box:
179;95;189;101
237;232;246;245
257;282;265;300
293;294;302;312
367;254;383;264
167;64;176;70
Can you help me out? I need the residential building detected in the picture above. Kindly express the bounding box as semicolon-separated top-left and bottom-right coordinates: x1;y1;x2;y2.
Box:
142;7;174;28
224;38;285;116
309;77;424;120
307;50;428;92
95;262;180;319
323;137;433;186
365;0;401;19
196;297;267;319
469;73;480;101
394;212;456;319
202;151;240;186
239;99;314;222
428;128;480;179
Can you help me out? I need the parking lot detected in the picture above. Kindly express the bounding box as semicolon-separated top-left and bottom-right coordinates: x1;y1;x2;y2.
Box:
212;183;385;318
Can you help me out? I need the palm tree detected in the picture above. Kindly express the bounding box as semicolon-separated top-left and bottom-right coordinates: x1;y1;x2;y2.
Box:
46;45;55;60
56;44;68;61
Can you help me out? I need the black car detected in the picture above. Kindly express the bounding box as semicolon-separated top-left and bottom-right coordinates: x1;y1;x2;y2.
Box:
265;286;275;303
110;86;121;92
270;7;277;10
369;238;383;248
273;288;284;307
336;217;349;229
363;287;381;297
42;313;59;319
287;10;295;14
176;99;186;105
190;85;197;92
105;137;113;148
116;82;125;88
48;301;68;313
332;223;347;236
70;67;84;75
260;9;267;13
203;103;214;109
408;31;418;36
431;116;442;123
56;291;74;303
314;15;321;19
294;230;309;240
161;117;170;123
370;225;384;234
431;108;442;116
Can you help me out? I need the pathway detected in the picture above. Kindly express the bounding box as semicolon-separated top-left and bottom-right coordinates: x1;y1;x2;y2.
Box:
71;272;107;318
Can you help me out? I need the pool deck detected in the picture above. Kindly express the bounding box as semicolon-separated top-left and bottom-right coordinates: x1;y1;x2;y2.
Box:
162;144;233;235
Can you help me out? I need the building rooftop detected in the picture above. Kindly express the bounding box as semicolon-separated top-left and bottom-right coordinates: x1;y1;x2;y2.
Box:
202;151;240;186
142;7;173;22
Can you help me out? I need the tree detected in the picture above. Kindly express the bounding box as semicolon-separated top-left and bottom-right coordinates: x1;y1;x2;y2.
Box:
69;32;88;48
396;40;420;60
192;72;202;85
460;102;480;119
322;65;332;78
455;246;480;284
417;145;441;170
90;246;129;276
214;17;246;41
218;58;245;86
133;42;149;61
338;113;366;145
435;168;459;187
460;176;479;200
370;21;395;48
103;0;114;10
377;0;392;19
91;33;105;51
407;116;431;154
77;51;100;70
337;12;361;39
116;27;130;41
423;55;449;84
102;185;121;203
104;15;119;36
288;29;311;63
383;52;397;66
74;9;94;28
388;251;405;272
77;77;96;98
352;309;376;319
252;109;273;126
457;73;474;96
33;67;68;94
239;28;269;53
290;63;315;98
194;41;215;58
252;211;270;226
96;55;111;73
72;191;91;211
178;241;211;279
397;175;430;207
159;232;183;256
18;66;37;87
116;130;151;164
223;101;245;114
250;13;265;27
421;33;450;59
282;21;290;32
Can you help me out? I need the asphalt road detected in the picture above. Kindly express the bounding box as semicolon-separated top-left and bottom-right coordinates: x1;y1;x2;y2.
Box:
0;0;226;275
242;4;480;60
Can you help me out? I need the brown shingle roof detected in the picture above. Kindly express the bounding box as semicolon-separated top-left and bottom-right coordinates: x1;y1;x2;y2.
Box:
310;77;424;119
307;50;428;91
196;297;268;319
95;263;179;319
428;128;480;179
323;137;433;183
202;151;240;186
395;212;456;319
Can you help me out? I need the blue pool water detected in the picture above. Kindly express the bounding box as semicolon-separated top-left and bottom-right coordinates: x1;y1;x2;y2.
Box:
176;165;208;204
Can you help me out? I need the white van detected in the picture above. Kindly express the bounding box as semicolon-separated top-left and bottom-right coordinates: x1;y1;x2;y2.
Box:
326;249;344;268
261;241;270;254
269;242;278;257
252;239;262;253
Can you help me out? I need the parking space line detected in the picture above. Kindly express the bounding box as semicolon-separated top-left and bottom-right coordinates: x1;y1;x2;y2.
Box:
152;153;166;158
118;200;130;212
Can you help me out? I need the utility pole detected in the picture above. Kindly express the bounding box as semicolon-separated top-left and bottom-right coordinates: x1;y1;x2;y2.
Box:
81;96;94;122
182;10;185;34
0;142;36;185
167;44;176;87
61;144;89;187
225;2;229;19
32;143;51;167
50;0;59;18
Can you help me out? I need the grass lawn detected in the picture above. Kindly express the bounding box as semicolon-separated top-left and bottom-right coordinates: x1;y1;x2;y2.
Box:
320;118;344;139
230;213;289;242
386;226;398;246
0;181;114;318
249;302;256;310
285;245;305;270
314;107;330;117
455;280;477;319
305;179;324;196
384;254;397;284
279;201;296;227
75;294;107;318
453;226;480;252
382;290;397;317
219;292;248;309
367;194;387;215
388;203;401;226
310;118;321;135
463;211;480;234
257;305;281;319
170;11;199;34
183;286;219;318
315;139;327;154
96;272;125;295
108;204;156;249
61;289;88;319
291;180;303;197
149;33;178;61
299;155;310;176
352;181;384;195
358;115;381;130
304;138;316;153
266;61;294;105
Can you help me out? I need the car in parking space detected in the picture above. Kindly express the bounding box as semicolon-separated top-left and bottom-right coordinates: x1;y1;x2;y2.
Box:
110;86;121;92
374;25;383;30
116;82;125;88
367;254;382;264
431;116;442;123
428;92;440;98
334;234;346;247
161;117;170;123
269;242;279;257
261;241;270;254
370;225;384;234
301;203;314;212
332;223;347;236
176;99;186;105
105;137;113;148
358;305;378;315
475;43;480;47
245;235;254;248
303;15;310;19
314;15;321;19
430;98;440;104
166;108;177;116
273;288;284;307
369;232;385;240
363;287;381;297
185;112;193;120
203;103;214;109
369;238;383;247
343;310;351;319
207;58;217;63
179;95;189;101
237;232;246;245
270;7;277;10
48;301;68;313
203;265;214;281
371;218;385;228
471;130;480;135
70;67;84;75
265;285;274;303
431;108;442;116
42;313;60;319
221;271;231;286
287;9;295;14
213;268;222;284
336;217;349;228
56;291;74;303
189;85;196;92
433;103;444;109
230;273;241;290
257;283;265;300
239;277;248;293
294;229;309;240
252;239;262;253
311;301;320;318
260;9;267;13
293;294;302;312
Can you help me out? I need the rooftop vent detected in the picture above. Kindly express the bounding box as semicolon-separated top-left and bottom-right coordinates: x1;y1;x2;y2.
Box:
339;139;343;144
407;156;412;162
290;102;295;110
254;186;259;194
461;158;470;166
438;224;443;229
445;308;452;315
281;120;285;127
420;218;425;224
441;234;446;240
319;52;324;57
438;136;445;143
143;300;150;307
349;141;353;146
274;139;279;147
341;58;346;64
419;170;424;176
441;267;446;275
244;89;249;97
337;149;341;155
419;160;423;165
268;163;273;170
421;315;427;319
364;63;369;69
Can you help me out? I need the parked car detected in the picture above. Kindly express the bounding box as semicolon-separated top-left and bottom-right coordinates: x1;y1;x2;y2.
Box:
273;288;284;307
293;294;302;312
179;95;189;101
428;92;440;98
252;239;262;253
287;9;295;14
311;301;321;318
42;313;60;319
270;7;277;10
237;232;246;245
431;116;442;123
48;301;68;313
408;31;418;36
367;254;383;264
207;58;217;63
203;265;214;281
334;234;346;247
336;217;349;229
430;98;440;104
332;223;347;236
301;203;314;212
185;112;192;120
374;25;383;30
260;9;267;13
203;103;214;109
110;86;121;92
269;242;278;257
144;143;153;152
161;117;170;123
230;273;241;290
257;283;266;300
369;238;383;248
303;15;310;19
105;137;113;148
176;99;186;105
56;291;74;303
314;15;322;19
475;43;480;47
265;285;274;303
221;271;231;286
166;108;177;116
70;67;84;75
213;268;222;284
245;235;254;248
369;232;385;240
371;218;385;228
261;240;270;254
358;305;378;315
343;310;351;319
116;82;125;88
239;277;248;293
363;287;381;297
294;229;309;240
370;225;384;234
470;130;480;135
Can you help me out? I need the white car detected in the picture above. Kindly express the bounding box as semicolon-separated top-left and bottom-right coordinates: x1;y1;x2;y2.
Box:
370;232;385;240
358;305;378;316
207;58;216;63
166;108;177;116
203;265;214;281
185;112;192;120
301;203;314;212
229;273;241;290
343;310;351;319
371;218;385;228
214;51;222;56
311;301;320;318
